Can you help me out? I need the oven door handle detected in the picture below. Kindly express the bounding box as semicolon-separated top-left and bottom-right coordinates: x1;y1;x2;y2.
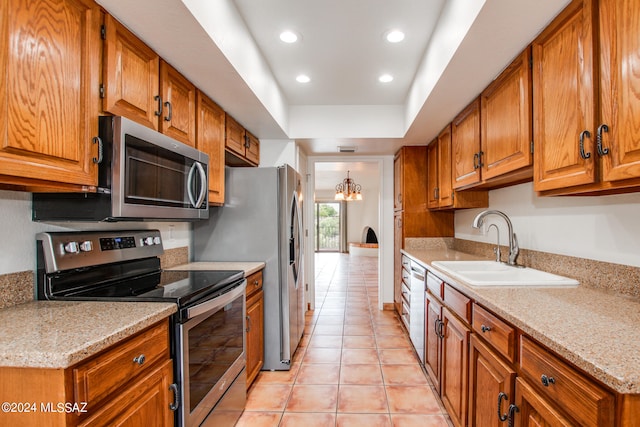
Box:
185;280;246;320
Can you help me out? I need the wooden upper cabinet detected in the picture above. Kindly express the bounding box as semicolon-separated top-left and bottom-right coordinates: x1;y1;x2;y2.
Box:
452;98;482;190
426;140;440;210
196;91;225;205
394;153;403;211
224;114;259;166
598;0;640;183
481;46;533;182
533;0;597;192
103;14;160;131
160;61;196;147
0;0;100;190
394;146;428;212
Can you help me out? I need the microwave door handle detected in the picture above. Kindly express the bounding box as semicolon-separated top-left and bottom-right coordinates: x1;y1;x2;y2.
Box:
186;163;197;207
194;162;207;208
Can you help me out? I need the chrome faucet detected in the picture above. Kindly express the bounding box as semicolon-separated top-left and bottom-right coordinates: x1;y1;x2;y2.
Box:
472;210;519;266
487;223;501;263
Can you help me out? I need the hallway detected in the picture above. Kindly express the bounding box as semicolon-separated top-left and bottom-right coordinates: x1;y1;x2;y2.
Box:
236;253;451;427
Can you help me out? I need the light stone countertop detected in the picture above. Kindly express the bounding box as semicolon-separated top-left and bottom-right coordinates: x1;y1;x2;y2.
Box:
402;247;640;394
0;301;176;369
168;261;265;276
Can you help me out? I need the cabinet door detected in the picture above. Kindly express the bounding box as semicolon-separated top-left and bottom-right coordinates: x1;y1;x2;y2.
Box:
441;307;470;427
245;131;260;165
196;91;225;205
103;14;160;131
468;335;516;427
246;289;264;388
225;114;246;157
481;47;533;181
426;140;440;209
513;377;573;427
160;61;196;147
79;359;174;427
393;151;403;211
452;98;482;189
393;213;403;315
1;0;100;189
437;125;454;207
424;293;442;393
599;0;640;182
533;0;597;191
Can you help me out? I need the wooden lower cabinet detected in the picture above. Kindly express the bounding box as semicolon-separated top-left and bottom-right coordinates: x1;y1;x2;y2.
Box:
441;307;471;427
79;359;174;427
424;292;442;393
513;377;573;427
245;269;264;388
468;335;516;427
0;320;175;427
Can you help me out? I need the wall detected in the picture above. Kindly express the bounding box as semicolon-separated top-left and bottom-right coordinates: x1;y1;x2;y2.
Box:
0;190;191;275
455;182;640;268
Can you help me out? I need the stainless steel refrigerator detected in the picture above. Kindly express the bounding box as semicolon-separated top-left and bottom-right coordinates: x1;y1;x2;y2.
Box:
192;165;304;370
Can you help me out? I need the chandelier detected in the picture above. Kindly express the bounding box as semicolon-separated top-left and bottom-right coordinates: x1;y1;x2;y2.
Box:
334;170;363;201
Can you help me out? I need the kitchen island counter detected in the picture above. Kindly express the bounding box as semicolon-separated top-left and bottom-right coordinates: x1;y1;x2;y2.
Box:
0;301;176;369
403;247;640;394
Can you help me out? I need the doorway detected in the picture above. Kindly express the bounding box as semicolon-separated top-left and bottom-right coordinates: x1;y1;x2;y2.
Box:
315;202;342;252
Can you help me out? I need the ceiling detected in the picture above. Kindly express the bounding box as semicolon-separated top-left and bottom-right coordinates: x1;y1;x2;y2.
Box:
315;162;379;192
96;0;571;156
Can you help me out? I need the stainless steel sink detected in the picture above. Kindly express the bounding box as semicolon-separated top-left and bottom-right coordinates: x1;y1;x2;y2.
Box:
431;261;579;287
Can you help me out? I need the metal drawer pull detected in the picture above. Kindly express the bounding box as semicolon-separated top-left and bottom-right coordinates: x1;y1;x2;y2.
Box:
497;392;509;422
253;279;260;287
541;374;555;387
481;325;492;333
133;354;146;365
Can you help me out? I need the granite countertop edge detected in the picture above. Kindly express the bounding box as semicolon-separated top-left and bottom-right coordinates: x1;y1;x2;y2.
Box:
401;248;640;395
0;301;176;369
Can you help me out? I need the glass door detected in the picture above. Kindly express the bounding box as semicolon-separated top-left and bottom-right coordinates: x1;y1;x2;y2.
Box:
315;202;341;252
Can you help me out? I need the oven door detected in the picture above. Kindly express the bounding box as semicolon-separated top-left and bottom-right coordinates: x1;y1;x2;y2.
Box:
177;280;246;427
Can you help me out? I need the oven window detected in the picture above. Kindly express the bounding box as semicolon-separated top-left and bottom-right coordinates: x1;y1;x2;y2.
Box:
124;134;191;207
188;298;244;411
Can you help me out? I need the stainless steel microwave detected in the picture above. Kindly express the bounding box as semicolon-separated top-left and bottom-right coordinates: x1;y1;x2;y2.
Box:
33;116;209;221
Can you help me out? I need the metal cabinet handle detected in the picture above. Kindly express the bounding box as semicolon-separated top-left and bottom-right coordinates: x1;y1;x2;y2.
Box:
507;403;519;427
92;136;103;164
163;101;172;122
579;130;592;159
473;152;479;169
169;383;180;411
478;151;484;168
246;315;251;332
596;124;610;156
434;318;440;335
154;95;163;117
541;374;556;387
133;354;146;365
497;392;509;422
481;325;492;333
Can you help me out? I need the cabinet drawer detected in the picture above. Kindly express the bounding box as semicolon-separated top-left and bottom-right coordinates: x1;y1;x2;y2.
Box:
401;282;410;306
443;284;471;323
400;301;410;331
519;336;614;427
73;321;170;409
246;269;263;299
426;271;443;300
402;267;411;285
401;255;410;270
472;304;516;363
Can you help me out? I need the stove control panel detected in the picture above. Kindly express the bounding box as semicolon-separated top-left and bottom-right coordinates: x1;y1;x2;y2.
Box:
37;230;164;273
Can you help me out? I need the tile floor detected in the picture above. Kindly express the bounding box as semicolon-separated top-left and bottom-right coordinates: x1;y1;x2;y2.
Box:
237;253;452;427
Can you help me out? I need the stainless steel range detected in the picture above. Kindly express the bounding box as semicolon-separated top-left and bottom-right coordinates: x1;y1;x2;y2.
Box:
36;230;246;427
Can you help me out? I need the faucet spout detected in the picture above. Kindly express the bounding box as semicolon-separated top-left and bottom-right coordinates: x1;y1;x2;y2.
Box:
472;210;519;266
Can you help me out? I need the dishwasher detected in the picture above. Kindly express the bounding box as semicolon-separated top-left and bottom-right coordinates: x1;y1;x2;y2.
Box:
409;261;426;364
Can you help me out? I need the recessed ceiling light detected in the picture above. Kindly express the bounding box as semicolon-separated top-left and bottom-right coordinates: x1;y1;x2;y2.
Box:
296;74;310;83
378;74;394;83
280;30;298;43
385;30;405;43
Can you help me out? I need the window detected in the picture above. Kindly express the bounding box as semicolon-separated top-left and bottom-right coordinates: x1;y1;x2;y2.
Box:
315;202;340;252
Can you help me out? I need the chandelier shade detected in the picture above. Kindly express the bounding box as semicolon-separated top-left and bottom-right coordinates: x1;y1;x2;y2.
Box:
334;170;363;201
